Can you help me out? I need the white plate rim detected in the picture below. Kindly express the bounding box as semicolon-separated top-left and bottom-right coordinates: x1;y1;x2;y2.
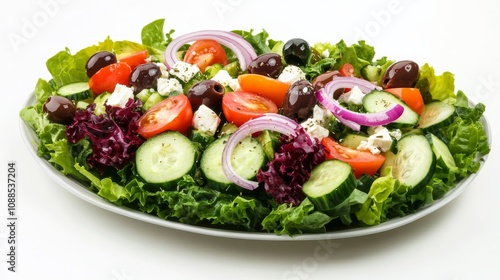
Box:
19;93;492;241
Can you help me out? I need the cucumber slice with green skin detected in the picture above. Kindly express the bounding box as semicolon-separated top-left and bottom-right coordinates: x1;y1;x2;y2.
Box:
417;101;456;130
56;82;92;101
200;135;265;194
381;134;435;190
302;160;356;211
256;130;280;161
135;88;153;104
136;131;198;190
341;133;369;149
143;91;165;110
426;133;457;172
93;92;111;115
362;90;419;128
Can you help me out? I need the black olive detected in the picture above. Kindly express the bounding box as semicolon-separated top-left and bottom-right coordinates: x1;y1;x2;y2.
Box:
42;96;76;125
311;70;345;99
85;51;117;78
282;38;311;66
247;53;283;78
129;63;161;94
187;80;225;113
282;79;316;122
381;60;420;89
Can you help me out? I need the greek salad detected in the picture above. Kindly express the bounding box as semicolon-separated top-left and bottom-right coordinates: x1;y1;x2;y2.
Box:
20;19;490;236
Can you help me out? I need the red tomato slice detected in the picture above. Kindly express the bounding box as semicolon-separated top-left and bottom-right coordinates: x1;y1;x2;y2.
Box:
222;91;278;127
136;94;193;138
321;137;385;178
88;62;132;95
183;40;228;73
384;88;424;115
339;63;355;77
119;50;149;70
238;74;290;107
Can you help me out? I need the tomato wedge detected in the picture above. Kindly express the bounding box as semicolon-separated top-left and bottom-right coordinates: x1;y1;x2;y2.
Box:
136;94;193;138
384;88;424;115
183;40;228;73
238;74;290;107
321;137;385;178
88;62;132;95
119;50;149;70
339;63;355;77
222;91;278;126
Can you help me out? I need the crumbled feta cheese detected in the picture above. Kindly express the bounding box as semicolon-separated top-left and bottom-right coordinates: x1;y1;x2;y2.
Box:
277;65;306;84
169;61;200;83
157;78;183;96
357;126;395;154
321;49;330;58
338;86;364;105
154;62;169;78
192;105;221;136
301;118;330;141
312;105;333;125
106;84;134;108
389;129;402;140
211;70;240;91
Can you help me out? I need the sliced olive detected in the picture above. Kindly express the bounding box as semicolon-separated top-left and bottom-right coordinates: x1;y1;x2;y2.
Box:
247;53;283;78
42;96;76;125
283;38;310;67
282;79;316;122
382;60;420;88
85;51;117;78
187;80;225;113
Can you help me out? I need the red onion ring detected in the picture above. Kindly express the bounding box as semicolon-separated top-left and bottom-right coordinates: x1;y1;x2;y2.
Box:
221;114;306;190
316;77;404;130
164;30;258;71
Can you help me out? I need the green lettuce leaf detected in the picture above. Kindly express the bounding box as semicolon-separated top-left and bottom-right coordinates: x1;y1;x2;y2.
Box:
355;173;397;226
416;63;455;102
231;29;272;55
262;198;332;236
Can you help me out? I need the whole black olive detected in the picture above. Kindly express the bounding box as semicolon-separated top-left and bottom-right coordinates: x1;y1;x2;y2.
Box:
282;79;316;122
187;80;225;113
282;38;311;67
129;63;161;94
247;53;283;78
381;60;420;89
85;51;117;78
42;96;76;125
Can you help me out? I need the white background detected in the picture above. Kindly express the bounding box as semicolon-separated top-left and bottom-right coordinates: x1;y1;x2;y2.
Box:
1;0;499;279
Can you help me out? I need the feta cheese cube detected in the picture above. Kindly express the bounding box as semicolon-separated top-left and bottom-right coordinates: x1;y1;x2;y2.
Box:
106;84;134;108
301;118;330;141
357;126;395;154
277;65;306;84
157;78;183;96
338;86;364;105
312;105;333;125
192;105;221;136
154;62;169;78
169;61;200;83
211;70;241;91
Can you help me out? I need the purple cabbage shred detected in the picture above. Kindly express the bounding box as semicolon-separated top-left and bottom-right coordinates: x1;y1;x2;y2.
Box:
256;127;325;206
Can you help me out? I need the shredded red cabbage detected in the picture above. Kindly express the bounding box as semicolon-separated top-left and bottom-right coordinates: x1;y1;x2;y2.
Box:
66;99;145;173
256;127;325;206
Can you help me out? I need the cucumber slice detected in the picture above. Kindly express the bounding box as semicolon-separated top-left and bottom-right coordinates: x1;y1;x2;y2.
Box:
143;92;165;110
302;160;356;211
93;92;111;115
341;133;368;149
363;90;419;128
426;133;457;172
56;82;92;101
381;134;435;190
200;135;265;193
136;131;197;190
417;101;455;130
256;130;280;161
136;88;153;104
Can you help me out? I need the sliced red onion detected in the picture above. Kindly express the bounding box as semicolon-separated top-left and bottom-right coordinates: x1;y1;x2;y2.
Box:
164;30;258;71
316;77;404;130
221;114;305;190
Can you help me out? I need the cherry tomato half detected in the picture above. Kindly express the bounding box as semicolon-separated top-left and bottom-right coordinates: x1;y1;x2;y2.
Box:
238;74;290;107
88;62;132;95
119;50;149;70
136;94;193;138
321;137;385;178
339;63;355;77
222;91;278;127
183;40;229;73
384;88;424;115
